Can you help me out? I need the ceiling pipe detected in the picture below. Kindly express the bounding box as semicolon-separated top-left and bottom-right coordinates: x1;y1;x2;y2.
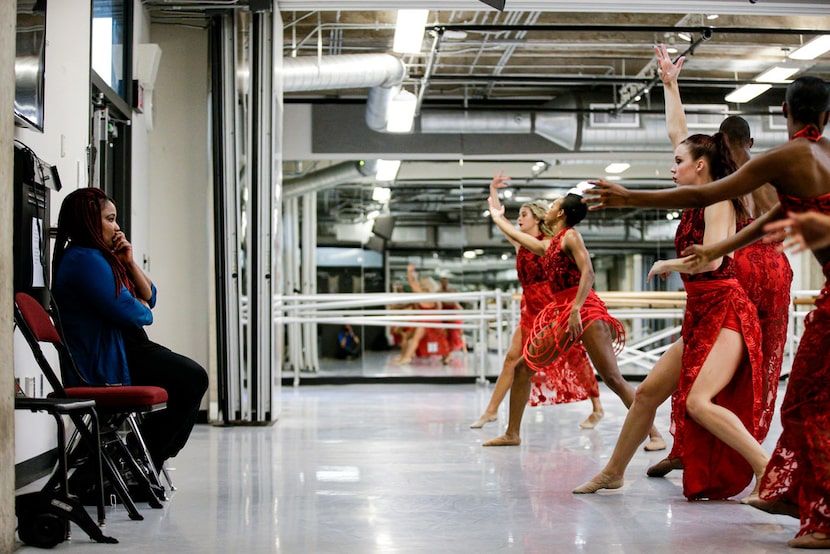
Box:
282;53;406;131
433;23;829;37
283;160;378;200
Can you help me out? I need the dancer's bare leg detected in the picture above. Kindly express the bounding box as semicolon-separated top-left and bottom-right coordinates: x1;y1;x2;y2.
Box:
573;340;682;493
684;329;770;498
483;358;532;446
396;327;425;363
471;328;522;428
581;322;666;450
580;395;605;429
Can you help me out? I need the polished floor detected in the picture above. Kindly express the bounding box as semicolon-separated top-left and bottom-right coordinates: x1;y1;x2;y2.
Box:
15;378;800;553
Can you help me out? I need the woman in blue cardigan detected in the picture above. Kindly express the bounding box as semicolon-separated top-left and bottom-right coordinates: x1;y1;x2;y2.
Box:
53;187;208;471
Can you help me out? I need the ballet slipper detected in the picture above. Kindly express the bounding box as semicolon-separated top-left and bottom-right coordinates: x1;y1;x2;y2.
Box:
482;434;521;447
643;436;667;452
394;356;412;365
469;413;498;429
742;496;799;519
579;411;604;429
572;472;623;494
788;532;830;549
646;456;683;477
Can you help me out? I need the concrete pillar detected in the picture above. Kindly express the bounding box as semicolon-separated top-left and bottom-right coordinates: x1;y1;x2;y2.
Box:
0;0;17;550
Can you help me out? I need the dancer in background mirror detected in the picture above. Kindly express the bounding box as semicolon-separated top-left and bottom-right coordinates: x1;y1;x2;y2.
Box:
482;174;665;451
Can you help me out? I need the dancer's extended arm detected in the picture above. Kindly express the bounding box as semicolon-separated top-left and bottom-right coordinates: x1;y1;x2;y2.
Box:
561;229;595;338
489;170;523;251
681;204;785;272
656;44;688;149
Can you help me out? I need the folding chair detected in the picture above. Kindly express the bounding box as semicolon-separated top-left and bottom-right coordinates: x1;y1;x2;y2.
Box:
14;397;117;546
14;292;169;521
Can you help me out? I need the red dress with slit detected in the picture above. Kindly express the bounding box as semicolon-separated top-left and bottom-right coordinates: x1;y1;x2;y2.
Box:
760;190;830;539
523;228;625;398
733;219;793;440
671;208;763;500
517;236;599;406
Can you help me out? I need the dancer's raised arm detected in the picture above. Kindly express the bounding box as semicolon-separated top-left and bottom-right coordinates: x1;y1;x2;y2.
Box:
656;44;688;149
488;197;549;256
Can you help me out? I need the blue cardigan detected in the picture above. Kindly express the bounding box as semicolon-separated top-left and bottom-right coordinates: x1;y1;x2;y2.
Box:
52;246;156;386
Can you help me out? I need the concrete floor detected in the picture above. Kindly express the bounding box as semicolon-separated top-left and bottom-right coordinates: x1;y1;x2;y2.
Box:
15;378;798;553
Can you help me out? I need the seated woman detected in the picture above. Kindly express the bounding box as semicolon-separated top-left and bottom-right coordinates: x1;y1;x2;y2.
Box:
52;187;208;472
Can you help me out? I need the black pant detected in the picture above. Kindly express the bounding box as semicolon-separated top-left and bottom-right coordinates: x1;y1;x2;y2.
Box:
123;329;208;468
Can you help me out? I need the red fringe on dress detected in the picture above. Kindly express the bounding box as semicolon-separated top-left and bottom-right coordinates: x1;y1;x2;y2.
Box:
523;287;625;372
675;279;763;500
522;281;599;405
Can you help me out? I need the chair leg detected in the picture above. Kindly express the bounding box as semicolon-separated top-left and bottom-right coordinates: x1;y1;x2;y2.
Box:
161;465;176;491
110;436;164;509
126;415;166;497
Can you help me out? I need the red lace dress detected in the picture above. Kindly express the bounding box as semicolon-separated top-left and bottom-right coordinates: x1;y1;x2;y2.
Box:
524;228;625;386
734;219;793;440
672;208;763;500
760;191;830;539
517;237;599;406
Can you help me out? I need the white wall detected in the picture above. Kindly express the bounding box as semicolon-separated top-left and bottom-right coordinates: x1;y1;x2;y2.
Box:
144;24;211;374
13;0;91;464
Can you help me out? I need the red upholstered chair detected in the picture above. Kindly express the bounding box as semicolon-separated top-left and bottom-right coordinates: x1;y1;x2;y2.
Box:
14;292;169;521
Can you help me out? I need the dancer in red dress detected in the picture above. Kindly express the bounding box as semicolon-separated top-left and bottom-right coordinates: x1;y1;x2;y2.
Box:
470;182;603;429
483;178;665;449
583;75;830;549
396;264;451;364
573;132;767;500
648;45;793;479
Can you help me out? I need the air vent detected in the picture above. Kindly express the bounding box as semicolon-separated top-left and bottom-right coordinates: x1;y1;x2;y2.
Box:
589;104;639;128
685;105;729;129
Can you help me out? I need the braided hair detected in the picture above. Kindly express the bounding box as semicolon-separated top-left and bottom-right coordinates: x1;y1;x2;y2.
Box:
53;188;133;296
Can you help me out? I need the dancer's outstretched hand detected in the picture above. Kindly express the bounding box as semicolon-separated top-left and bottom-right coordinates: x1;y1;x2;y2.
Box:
680;244;716;273
655;43;685;86
583;178;632;210
764;211;830;253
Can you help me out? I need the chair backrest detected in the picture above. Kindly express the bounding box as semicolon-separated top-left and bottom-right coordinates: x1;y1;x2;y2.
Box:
14;292;68;396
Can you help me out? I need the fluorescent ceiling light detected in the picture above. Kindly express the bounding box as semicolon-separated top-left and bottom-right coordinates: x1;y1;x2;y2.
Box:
725;83;772;103
393;10;429;54
375;159;401;181
706;14;719;20
463;250;477;259
604;162;630;174
789;35;830;61
756;66;799;83
372;186;391;203
677;32;692;42
386;90;417;133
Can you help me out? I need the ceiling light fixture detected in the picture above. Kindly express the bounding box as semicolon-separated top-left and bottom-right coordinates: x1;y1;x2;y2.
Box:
677;32;692;42
706;14;719;20
372;186;391;203
604;162;630;174
393;10;429;54
375;160;401;181
788;35;830;60
386;89;417;133
725;66;798;104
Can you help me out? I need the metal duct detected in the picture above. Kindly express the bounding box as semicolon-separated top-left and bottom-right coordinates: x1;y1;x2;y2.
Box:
419;94;785;152
283;159;378;199
282;54;406;131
